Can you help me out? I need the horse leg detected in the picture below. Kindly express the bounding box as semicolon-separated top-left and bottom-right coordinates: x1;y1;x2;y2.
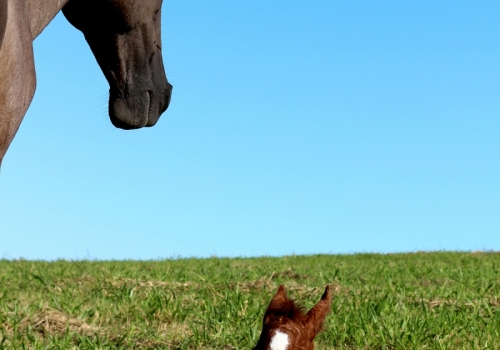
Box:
0;0;36;166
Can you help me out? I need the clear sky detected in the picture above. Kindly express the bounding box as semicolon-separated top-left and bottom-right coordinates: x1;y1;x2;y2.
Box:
1;1;499;260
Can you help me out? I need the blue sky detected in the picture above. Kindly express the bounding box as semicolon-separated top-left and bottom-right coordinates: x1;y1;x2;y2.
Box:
1;1;499;260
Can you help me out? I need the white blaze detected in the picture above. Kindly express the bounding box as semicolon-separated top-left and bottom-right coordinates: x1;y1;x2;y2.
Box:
269;330;289;350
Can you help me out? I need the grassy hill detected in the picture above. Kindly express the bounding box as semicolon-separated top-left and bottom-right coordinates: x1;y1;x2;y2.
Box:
1;252;499;349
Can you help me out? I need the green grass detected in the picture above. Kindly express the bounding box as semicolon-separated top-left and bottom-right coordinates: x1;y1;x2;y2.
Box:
1;252;500;349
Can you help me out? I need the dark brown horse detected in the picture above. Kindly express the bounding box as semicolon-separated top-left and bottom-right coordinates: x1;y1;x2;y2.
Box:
253;285;332;350
0;0;172;166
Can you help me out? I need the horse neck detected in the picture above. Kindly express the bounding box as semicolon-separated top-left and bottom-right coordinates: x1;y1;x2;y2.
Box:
25;0;71;39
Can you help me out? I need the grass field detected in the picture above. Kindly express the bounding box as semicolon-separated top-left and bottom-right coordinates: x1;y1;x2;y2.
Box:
1;252;500;349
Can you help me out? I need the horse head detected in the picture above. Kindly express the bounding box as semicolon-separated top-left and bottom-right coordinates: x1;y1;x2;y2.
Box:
253;285;332;350
62;0;172;129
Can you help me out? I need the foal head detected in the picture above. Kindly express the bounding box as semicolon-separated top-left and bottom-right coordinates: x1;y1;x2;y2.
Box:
253;285;332;350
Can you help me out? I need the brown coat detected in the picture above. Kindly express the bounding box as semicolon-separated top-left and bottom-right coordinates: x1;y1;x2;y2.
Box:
253;285;332;350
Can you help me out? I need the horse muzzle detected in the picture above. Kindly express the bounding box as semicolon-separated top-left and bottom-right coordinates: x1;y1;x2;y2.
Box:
109;82;172;129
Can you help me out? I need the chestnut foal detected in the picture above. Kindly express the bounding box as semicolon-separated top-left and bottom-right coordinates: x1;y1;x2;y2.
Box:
253;285;332;350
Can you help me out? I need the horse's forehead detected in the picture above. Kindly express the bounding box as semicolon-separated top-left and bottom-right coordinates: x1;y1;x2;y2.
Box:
269;330;290;350
264;323;311;350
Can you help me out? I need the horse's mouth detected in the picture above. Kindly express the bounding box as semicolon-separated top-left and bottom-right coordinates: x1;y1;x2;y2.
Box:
109;92;148;130
109;85;172;130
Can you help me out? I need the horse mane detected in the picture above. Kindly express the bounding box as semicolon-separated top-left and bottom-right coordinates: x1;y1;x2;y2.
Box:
0;0;7;50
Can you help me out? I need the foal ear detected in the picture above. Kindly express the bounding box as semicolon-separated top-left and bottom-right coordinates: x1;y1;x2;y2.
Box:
305;285;332;339
263;285;289;321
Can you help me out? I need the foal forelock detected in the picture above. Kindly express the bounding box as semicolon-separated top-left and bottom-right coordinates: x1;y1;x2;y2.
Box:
266;299;305;321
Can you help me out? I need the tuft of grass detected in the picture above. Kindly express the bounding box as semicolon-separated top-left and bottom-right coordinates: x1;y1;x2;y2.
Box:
1;252;500;349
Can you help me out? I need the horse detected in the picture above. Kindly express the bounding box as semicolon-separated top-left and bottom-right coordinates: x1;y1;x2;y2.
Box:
253;285;332;350
0;0;172;167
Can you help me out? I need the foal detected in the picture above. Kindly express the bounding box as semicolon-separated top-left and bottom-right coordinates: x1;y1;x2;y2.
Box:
253;285;332;350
